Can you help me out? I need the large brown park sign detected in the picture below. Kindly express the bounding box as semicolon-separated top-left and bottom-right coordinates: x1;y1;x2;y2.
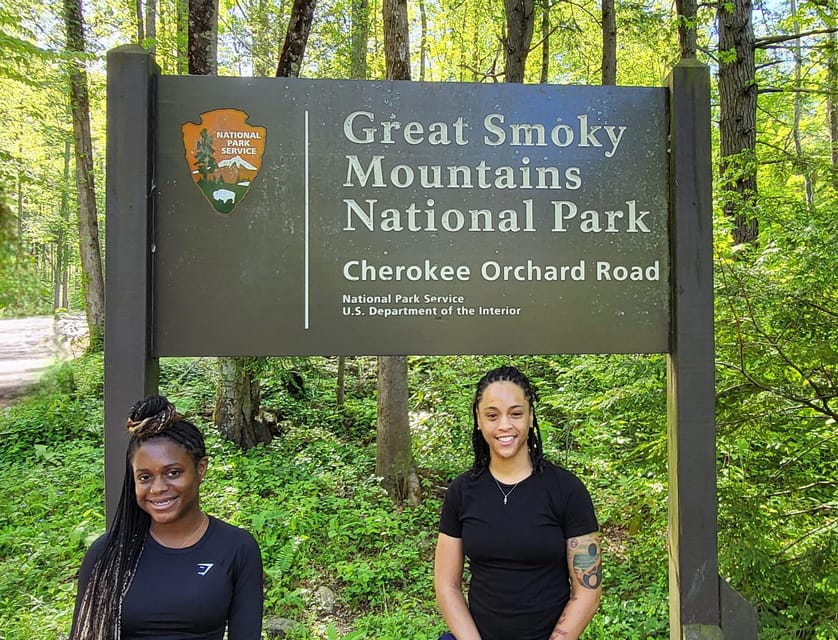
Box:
105;46;758;640
156;77;669;356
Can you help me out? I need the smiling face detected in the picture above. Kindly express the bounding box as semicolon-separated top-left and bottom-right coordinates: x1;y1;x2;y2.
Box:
475;380;533;464
131;438;208;527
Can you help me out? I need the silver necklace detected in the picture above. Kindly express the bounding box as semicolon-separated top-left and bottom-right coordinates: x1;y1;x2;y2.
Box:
493;478;521;505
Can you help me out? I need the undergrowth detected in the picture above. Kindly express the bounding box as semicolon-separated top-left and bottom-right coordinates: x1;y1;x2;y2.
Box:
1;354;834;638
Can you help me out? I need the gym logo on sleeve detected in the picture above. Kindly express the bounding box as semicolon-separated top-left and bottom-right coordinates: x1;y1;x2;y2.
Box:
181;109;267;215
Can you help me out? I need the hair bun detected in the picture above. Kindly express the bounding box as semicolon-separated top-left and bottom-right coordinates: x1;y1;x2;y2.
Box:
125;395;181;437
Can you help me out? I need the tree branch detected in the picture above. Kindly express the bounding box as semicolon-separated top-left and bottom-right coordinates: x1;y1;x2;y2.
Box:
755;27;838;48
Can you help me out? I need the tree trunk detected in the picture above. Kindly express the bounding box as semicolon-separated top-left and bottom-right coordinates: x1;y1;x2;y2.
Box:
379;0;421;505
177;0;189;73
376;356;421;504
504;0;535;82
214;358;272;448
418;0;427;81
145;0;157;55
136;0;145;43
539;0;549;83
717;0;758;245
827;32;837;191
211;0;320;450
676;0;697;58
601;0;616;85
337;356;346;406
56;140;71;310
15;168;24;268
188;0;218;74
64;0;105;349
350;0;369;79
186;0;263;449
276;0;317;77
383;0;411;80
349;0;369;78
790;0;813;206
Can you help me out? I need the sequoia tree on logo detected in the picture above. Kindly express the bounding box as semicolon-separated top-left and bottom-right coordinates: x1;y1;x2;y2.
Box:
181;109;267;214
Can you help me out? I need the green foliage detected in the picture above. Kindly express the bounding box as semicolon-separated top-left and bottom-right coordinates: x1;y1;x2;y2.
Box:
0;351;106;639
712;191;838;636
0;4;54;83
0;355;670;638
3;347;838;637
0;188;52;317
0;355;104;457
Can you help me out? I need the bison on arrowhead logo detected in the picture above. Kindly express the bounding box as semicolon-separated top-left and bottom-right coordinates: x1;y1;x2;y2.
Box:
181;109;266;214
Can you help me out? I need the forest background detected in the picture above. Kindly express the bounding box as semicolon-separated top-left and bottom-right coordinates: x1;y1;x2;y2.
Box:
0;0;837;638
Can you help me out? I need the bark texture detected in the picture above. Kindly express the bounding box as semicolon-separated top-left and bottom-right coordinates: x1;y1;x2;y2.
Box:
383;0;411;80
177;0;188;73
64;0;105;348
676;0;697;58
336;356;345;406
375;356;421;504
276;0;317;77
418;0;427;81
187;0;265;449
790;0;813;206
601;0;616;85
378;0;421;505
350;0;370;79
718;0;759;244
136;0;144;42
188;0;218;74
539;0;549;83
828;31;838;191
504;0;535;82
145;0;157;54
56;140;71;310
214;358;272;449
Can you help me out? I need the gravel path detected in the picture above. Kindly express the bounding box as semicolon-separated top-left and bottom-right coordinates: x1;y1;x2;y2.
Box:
0;313;87;407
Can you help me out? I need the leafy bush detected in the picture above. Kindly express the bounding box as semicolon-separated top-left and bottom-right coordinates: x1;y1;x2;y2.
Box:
2;353;835;638
0;356;103;457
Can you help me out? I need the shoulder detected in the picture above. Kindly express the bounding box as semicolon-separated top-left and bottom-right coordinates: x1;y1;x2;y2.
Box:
207;517;261;553
541;460;591;490
203;517;263;576
80;531;109;565
76;531;110;586
541;461;599;534
88;531;110;553
448;469;475;488
539;461;596;503
444;468;488;496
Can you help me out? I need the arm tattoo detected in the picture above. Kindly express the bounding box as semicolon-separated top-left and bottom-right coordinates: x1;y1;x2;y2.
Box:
571;537;602;590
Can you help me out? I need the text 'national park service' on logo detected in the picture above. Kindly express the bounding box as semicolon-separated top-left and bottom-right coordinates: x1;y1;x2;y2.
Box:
181;109;266;215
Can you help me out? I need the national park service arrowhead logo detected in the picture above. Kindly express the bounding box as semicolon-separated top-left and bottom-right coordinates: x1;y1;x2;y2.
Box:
182;109;266;214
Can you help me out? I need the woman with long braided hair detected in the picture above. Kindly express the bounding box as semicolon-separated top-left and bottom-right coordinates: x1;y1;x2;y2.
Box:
70;395;263;639
434;366;601;640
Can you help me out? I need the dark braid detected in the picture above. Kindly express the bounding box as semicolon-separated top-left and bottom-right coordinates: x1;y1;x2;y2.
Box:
470;366;545;476
70;395;206;640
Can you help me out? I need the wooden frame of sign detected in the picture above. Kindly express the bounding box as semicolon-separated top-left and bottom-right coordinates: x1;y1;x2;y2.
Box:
104;46;757;639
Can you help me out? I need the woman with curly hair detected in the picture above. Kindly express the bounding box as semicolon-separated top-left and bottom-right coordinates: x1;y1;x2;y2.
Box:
70;395;263;639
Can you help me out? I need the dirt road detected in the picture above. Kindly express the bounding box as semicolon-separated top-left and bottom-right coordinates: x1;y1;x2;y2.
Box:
0;314;86;407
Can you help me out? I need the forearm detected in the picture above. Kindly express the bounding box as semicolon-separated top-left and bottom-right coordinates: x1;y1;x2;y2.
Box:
548;590;600;640
436;586;482;640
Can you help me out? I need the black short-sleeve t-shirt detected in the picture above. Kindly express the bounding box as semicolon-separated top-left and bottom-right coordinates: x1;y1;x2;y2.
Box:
438;462;598;640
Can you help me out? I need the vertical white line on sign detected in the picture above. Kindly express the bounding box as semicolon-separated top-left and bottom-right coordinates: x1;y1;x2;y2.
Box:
304;110;310;329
